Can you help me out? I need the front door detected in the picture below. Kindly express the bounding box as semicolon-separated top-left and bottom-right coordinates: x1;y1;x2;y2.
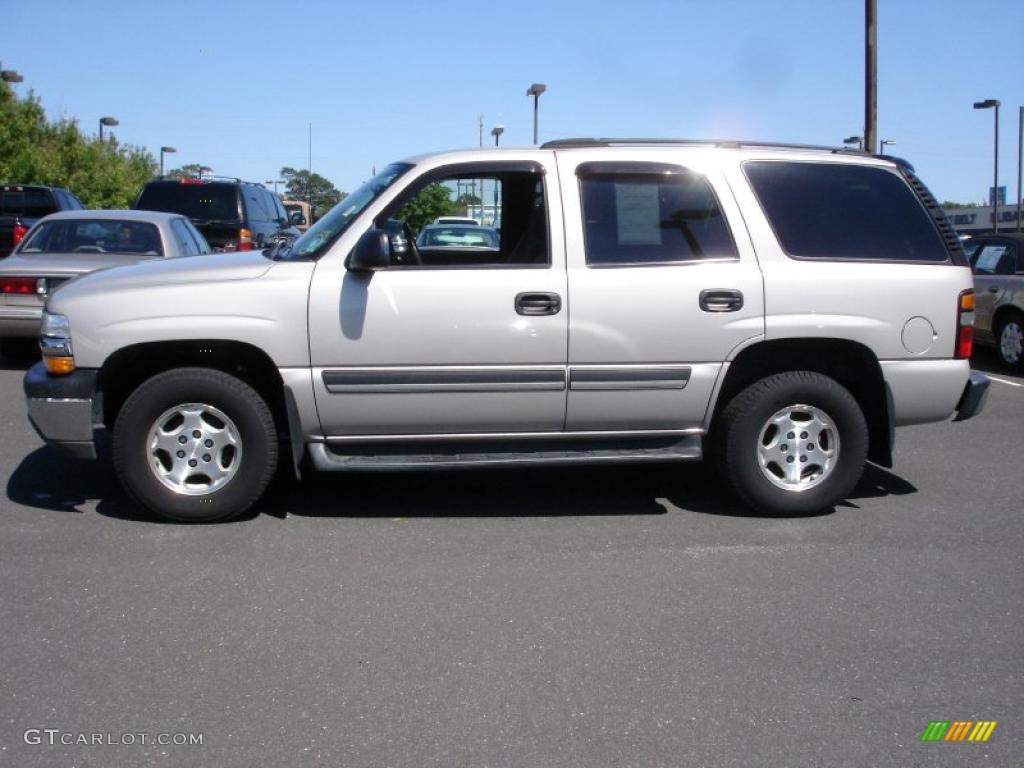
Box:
308;157;568;437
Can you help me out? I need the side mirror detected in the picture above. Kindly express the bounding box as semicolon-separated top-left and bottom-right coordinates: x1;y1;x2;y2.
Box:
289;211;306;225
345;229;392;272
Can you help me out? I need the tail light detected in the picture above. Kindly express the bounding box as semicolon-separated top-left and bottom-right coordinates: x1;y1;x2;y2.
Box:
1;277;37;295
238;228;253;251
956;289;975;359
12;222;28;246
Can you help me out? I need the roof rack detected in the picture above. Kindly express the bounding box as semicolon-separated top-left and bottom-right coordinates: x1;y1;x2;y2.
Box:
539;137;867;155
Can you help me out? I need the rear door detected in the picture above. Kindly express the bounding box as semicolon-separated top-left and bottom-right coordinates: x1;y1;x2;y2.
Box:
556;151;765;431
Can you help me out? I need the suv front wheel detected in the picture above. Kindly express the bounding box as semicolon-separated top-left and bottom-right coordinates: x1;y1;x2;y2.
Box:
716;371;868;516
112;368;278;522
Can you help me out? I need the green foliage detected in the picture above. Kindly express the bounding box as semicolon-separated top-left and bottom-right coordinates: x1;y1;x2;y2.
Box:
280;167;345;218
941;200;975;210
0;80;156;208
164;164;207;180
454;193;482;215
396;182;456;235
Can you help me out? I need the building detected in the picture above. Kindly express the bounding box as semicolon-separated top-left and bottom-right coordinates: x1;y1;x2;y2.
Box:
943;203;1022;234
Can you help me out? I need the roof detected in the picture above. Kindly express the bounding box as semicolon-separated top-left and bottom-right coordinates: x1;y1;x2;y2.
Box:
38;209;186;223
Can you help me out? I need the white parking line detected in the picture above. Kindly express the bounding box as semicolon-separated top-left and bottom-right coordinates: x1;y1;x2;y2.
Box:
987;374;1024;388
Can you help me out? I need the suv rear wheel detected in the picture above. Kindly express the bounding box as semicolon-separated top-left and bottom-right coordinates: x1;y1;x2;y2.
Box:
112;368;278;522
716;371;867;516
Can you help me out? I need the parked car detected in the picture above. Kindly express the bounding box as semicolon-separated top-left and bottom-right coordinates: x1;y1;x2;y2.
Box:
0;210;210;350
26;139;988;523
966;232;1024;368
1;184;84;258
283;200;313;233
415;224;501;266
134;177;299;251
433;216;479;226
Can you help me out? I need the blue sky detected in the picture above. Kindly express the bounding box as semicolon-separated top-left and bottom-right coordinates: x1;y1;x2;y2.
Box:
3;0;1022;203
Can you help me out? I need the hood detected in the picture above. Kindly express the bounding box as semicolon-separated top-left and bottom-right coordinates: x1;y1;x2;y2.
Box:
0;252;161;276
50;250;274;301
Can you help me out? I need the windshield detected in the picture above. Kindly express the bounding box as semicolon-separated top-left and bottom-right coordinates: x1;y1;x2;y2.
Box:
282;163;413;260
18;219;164;256
136;181;240;222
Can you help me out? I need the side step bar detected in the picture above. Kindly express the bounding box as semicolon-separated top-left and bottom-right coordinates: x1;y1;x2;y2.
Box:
308;435;703;472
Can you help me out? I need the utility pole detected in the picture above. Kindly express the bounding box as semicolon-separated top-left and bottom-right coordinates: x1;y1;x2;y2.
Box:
308;122;313;211
1017;106;1022;232
864;0;877;154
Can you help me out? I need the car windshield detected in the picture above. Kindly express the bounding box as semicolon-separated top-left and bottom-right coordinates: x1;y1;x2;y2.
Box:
135;181;240;222
18;219;163;256
281;163;413;260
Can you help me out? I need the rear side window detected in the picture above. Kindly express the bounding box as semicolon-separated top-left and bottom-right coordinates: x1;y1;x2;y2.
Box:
972;242;1018;275
1;187;56;217
170;219;200;256
745;161;948;262
577;163;737;266
136;182;240;222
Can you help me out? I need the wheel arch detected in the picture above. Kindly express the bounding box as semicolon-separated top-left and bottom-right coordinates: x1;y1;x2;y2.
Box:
97;340;289;441
710;337;893;467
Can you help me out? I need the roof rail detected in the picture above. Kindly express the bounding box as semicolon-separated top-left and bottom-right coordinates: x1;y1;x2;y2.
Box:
539;137;868;155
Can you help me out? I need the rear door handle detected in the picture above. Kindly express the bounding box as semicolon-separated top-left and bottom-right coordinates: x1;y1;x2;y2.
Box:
699;289;744;312
515;292;562;316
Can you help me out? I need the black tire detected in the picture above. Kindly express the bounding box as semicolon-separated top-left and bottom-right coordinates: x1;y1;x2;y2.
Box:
995;312;1024;370
715;371;868;516
112;368;278;523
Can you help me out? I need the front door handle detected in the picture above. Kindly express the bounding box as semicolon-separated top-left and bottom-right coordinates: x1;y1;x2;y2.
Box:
699;289;744;312
515;292;562;316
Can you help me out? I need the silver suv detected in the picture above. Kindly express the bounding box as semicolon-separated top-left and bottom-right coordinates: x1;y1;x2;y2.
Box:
24;139;990;522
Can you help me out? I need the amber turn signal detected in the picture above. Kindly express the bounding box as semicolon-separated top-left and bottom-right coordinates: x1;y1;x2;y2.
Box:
43;356;76;375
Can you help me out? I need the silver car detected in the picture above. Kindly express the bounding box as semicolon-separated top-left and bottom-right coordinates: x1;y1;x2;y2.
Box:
967;233;1024;368
0;210;211;342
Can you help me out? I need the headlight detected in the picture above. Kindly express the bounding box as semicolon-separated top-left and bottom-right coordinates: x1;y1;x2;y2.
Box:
39;311;75;375
41;311;71;338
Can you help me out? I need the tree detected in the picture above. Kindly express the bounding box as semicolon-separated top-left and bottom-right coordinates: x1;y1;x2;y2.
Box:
941;200;975;210
0;79;156;209
454;193;482;216
279;167;344;218
395;182;456;235
164;164;207;180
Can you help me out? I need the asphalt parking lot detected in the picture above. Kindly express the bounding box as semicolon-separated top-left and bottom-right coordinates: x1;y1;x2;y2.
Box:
0;350;1021;768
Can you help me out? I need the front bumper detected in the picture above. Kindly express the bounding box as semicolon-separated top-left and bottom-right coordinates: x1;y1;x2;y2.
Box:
953;371;990;422
24;361;99;459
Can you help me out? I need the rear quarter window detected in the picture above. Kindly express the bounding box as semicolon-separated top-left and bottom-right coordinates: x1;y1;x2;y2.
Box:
744;161;948;262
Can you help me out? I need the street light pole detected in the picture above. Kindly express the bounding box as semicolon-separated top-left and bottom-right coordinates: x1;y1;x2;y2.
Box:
159;146;176;177
1;69;24;83
99;116;119;142
974;99;1001;233
491;125;504;147
864;0;877;154
526;83;546;145
265;179;285;194
1017;105;1022;232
